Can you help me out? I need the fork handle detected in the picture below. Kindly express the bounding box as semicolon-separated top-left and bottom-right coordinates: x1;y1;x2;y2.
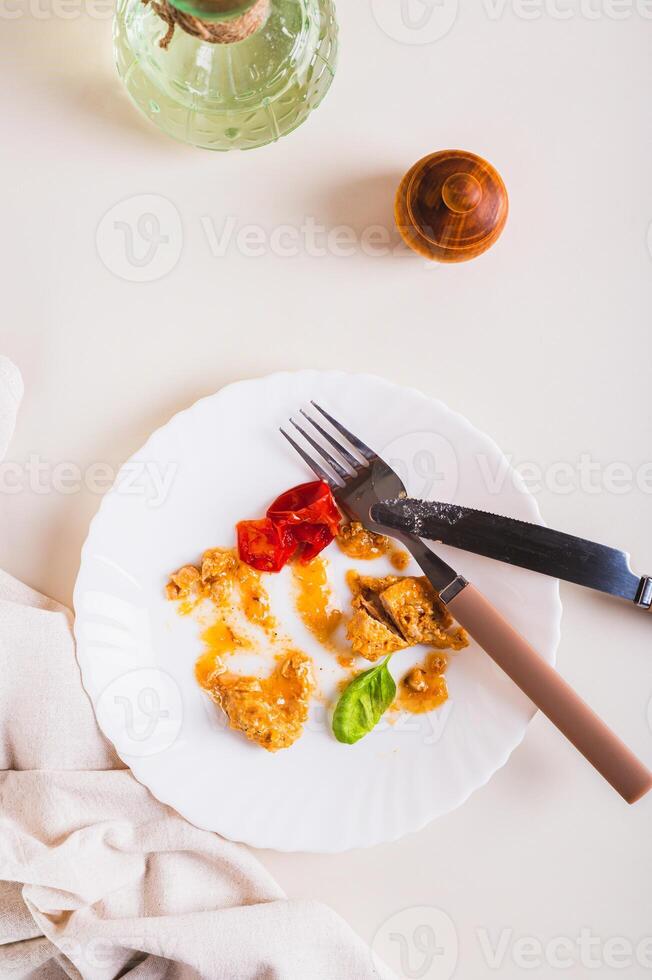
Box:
445;582;652;804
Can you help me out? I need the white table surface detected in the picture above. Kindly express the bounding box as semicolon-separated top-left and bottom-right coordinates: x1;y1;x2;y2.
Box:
1;2;651;977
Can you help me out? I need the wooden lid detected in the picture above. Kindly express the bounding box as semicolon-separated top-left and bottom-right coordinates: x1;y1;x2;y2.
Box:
395;150;508;263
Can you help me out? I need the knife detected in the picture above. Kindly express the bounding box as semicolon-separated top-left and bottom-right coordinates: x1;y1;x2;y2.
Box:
283;404;652;803
370;498;652;610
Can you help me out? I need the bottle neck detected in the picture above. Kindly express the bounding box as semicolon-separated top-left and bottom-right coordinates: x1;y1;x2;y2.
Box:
152;0;270;47
168;0;261;23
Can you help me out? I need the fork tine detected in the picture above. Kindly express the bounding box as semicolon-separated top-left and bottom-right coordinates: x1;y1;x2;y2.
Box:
310;402;377;463
290;419;351;484
299;409;367;472
279;428;340;489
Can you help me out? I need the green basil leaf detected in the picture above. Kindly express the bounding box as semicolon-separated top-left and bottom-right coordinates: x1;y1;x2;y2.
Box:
332;657;396;744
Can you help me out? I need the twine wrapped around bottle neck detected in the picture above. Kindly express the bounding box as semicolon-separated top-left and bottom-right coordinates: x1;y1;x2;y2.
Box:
145;0;270;49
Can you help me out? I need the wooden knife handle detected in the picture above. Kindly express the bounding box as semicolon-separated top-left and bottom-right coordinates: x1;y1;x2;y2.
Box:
447;584;652;804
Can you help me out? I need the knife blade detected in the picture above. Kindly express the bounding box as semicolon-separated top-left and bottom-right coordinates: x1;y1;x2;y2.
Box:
370;498;652;609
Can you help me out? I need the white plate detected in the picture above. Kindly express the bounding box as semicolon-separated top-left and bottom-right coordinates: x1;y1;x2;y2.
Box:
74;371;561;852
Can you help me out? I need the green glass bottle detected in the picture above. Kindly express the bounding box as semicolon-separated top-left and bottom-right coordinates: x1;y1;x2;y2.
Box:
114;0;338;151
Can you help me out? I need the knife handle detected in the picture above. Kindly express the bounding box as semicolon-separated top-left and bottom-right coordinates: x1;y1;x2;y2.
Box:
446;583;652;804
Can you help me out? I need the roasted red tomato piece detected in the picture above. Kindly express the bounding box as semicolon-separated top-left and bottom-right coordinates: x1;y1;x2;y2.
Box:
267;480;341;536
236;519;296;573
292;523;334;563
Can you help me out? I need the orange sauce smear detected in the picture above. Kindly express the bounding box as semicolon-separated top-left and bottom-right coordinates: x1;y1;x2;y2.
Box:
396;653;449;714
195;621;251;688
167;549;280;687
168;551;320;750
292;556;342;648
235;561;276;634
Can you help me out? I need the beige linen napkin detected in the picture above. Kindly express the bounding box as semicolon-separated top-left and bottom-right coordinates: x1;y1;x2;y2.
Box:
0;357;393;980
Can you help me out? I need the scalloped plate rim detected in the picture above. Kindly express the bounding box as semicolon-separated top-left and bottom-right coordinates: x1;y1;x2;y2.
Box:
73;369;562;852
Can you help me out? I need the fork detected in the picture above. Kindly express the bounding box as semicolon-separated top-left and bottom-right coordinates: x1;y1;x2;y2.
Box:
281;402;652;804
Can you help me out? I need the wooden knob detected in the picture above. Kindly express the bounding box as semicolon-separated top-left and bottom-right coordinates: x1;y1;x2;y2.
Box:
395;150;509;263
442;173;482;214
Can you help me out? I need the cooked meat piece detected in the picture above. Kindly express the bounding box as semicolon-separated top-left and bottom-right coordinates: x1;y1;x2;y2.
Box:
427;653;448;674
379;577;453;644
201;548;239;601
405;655;447;694
201;547;238;581
339;525;410;570
390;550;411;571
166;564;200;600
206;651;314;752
404;667;428;693
358;594;387;622
350;572;404;596
398;652;449;714
346;571;403;620
345;571;468;659
346;606;408;661
345;570;408;661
